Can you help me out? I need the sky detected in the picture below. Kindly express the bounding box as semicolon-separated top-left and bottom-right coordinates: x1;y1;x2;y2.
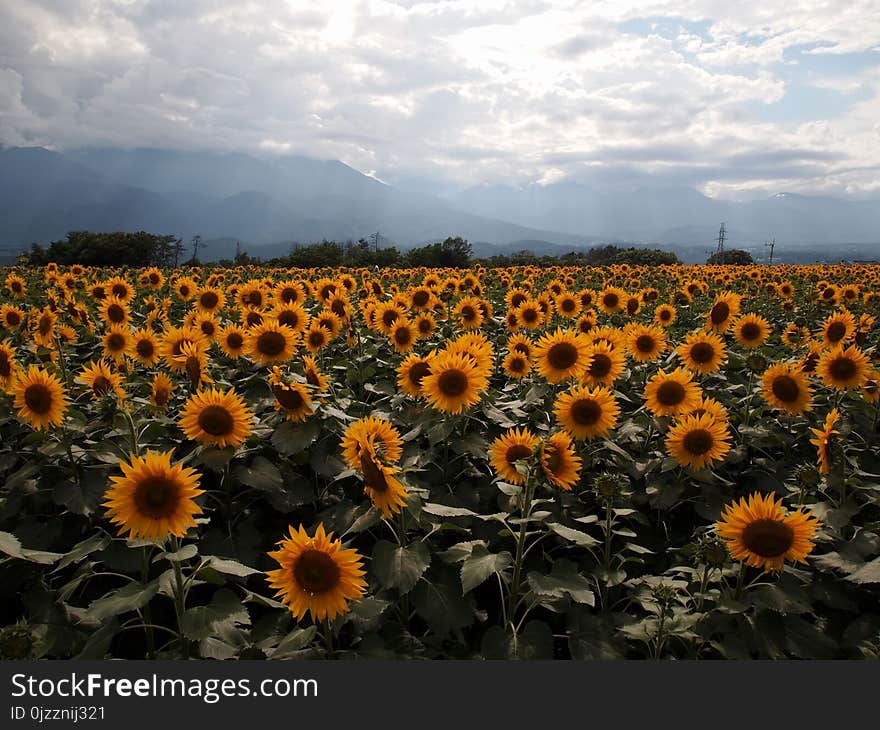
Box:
1;0;879;199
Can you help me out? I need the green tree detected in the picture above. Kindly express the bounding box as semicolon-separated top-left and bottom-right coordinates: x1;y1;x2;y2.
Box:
706;249;754;265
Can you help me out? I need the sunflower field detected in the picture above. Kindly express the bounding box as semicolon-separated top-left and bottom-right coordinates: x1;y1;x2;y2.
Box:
1;262;879;661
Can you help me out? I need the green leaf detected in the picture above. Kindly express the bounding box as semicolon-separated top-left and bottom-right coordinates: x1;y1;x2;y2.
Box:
547;522;600;547
156;544;198;563
527;560;595;605
371;540;430;594
422;503;478;518
460;545;512;594
88;580;159;621
0;530;62;565
411;578;475;638
849;557;880;584
272;420;321;456
203;556;261;578
268;626;318;659
54;534;111;572
181;589;250;641
234;456;283;490
481;621;553;659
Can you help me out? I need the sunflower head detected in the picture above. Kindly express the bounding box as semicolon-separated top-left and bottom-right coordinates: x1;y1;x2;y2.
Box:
540;431;582;490
489;427;540;485
179;387;254;448
12;365;68;430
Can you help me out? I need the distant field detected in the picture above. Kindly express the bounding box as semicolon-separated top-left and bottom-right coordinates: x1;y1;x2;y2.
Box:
0;262;878;660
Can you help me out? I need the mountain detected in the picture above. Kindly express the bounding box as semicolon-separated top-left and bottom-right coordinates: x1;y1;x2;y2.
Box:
0;147;599;259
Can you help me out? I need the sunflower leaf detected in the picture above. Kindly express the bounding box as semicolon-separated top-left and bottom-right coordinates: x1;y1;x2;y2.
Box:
371;540;430;594
460;545;512;594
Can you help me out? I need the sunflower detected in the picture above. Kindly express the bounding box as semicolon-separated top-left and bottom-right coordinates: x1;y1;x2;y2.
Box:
0;340;19;390
273;302;309;335
733;313;771;349
810;409;840;474
5;273;26;298
665;413;731;470
819;309;855;348
32;307;57;348
654;303;677;328
159;326;203;371
389;319;418;352
581;340;625;387
625;324;667;363
397;352;433;397
644;368;702;418
502;350;532;379
174;277;197;301
685;395;729;424
150;371;174;411
715;492;821;573
375;301;405;334
175;340;213;389
554;292;582;319
534;327;590;384
761;363;812;415
245;320;297;366
266;523;367;622
554;385;619;441
302;355;330;393
414;313;436;337
515;298;544;329
268;367;313;422
706;292;741;332
303;323;329;353
420;350;489;413
677;330;727;375
489;427;540;485
356;439;409;517
103;450;203;542
78;360;126;402
341;416;403;470
597;287;626;314
195;286;226;314
12;366;68;430
273;279;306;306
817;345;869;390
105;276;134;302
540;431;582;490
454;296;485;330
130;329;160;367
97;296;131;328
0;305;25;331
218;324;247;359
782;323;810;349
862;369;880;403
179;387;254;448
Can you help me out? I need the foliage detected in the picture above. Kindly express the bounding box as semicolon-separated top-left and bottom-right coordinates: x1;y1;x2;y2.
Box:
25;231;185;268
707;249;755;266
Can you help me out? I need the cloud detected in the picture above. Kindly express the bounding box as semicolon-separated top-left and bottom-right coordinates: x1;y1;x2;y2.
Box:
1;0;879;197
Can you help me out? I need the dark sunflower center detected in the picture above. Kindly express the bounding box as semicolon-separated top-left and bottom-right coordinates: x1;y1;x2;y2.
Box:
246;311;263;326
627;299;639;315
274;385;305;411
24;383;52;414
412;290;429;307
589;353;611;378
571;398;601;425
418;318;433;334
740;323;761;341
656;380;686;406
361;451;389;493
547;342;578;371
438;369;468;397
107;304;125;322
200;291;219;309
226;332;244;349
561;298;575;312
509;356;526;373
277;310;298;328
741;519;794;558
6;312;21;326
506;443;532;465
513;343;530;356
408;361;430;387
544;446;562;474
179;285;190;297
153;386;170;406
511;293;527;308
635;334;655;353
660;309;671;321
246;291;263;307
822;288;835;300
293;549;340;595
521;307;538;324
136;339;155;358
112;284;128;298
133;476;180;519
828;356;857;381
106;333;126;351
689;342;715;364
197;405;235;436
682;428;714;455
461;306;476;321
257;331;287;357
200;321;215;336
92;375;113;395
771;375;800;403
11;281;22;292
38;315;52;335
382;310;399;327
710;301;730;325
602;293;619;309
394;327;412;345
308;330;325;348
0;354;10;377
826;322;846;343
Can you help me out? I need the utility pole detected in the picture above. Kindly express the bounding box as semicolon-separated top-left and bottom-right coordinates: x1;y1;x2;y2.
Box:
714;223;726;257
371;231;381;252
765;238;775;265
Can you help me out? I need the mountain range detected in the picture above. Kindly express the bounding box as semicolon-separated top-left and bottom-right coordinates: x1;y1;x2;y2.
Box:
1;145;879;264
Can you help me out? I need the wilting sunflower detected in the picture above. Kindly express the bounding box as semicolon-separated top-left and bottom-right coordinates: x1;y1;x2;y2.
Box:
502;350;531;379
302;355;330;393
554;385;620;441
715;492;821;573
665;413;731;471
644;368;702;418
103;450;203;542
534;327;590;384
179;387;254;448
269;367;313;422
624;324;667;363
78;360;126;402
397;351;433;397
540;431;582;490
489;427;540;485
266;523;367;622
817;345;869;390
809;409;840;474
420;351;489;414
218;324;247;359
356;439;409;517
13;366;68;430
175;341;213;389
150;371;174;411
245;320;297;366
677;330;727;375
733;313;771;349
706;292;741;332
341;416;403;470
761;363;812;415
581;340;625;387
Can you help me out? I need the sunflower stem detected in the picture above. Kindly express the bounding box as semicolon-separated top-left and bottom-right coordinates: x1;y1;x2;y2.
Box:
169;536;191;659
507;473;535;629
733;561;747;601
141;546;156;659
